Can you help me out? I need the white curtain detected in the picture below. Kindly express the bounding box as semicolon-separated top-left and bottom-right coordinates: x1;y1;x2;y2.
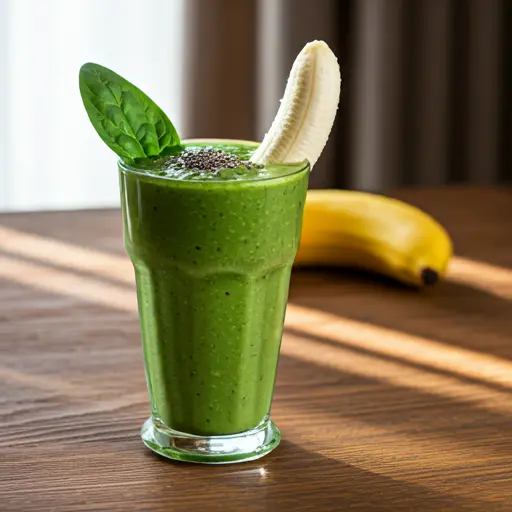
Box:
0;0;184;212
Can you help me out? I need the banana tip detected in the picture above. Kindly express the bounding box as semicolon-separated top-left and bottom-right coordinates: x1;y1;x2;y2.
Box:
421;267;439;286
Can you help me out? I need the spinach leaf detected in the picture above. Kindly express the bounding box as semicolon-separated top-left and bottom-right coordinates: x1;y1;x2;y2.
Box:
79;63;180;162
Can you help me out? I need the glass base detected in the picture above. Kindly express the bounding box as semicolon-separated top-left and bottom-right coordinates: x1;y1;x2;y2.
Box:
141;416;281;464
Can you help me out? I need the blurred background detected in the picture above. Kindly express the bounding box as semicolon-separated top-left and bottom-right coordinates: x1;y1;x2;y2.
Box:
0;0;509;212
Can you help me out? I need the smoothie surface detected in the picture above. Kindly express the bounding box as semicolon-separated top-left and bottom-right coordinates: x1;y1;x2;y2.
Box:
125;141;307;182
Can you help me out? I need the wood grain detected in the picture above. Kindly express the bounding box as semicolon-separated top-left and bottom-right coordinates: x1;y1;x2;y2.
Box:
0;187;511;511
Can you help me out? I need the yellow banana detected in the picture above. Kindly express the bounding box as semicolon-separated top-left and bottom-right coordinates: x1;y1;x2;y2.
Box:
295;190;453;287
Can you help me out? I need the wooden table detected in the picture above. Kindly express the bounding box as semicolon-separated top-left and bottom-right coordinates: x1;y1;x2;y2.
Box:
0;188;511;511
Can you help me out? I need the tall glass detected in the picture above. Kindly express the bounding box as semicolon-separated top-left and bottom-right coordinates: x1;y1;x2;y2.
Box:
119;141;309;463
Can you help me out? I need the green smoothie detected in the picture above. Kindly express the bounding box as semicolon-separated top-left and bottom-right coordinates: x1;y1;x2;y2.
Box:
120;140;309;436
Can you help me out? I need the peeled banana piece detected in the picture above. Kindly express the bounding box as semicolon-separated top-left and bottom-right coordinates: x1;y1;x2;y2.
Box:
295;190;453;287
250;40;341;168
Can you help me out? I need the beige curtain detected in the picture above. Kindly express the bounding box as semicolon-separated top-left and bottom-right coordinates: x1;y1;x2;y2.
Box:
182;0;510;190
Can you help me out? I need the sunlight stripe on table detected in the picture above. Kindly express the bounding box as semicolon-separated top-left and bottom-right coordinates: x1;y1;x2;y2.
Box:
282;331;512;414
0;225;134;284
285;303;512;390
0;254;135;312
447;256;512;300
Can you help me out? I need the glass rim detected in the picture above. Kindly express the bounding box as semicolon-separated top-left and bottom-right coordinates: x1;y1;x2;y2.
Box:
118;147;310;184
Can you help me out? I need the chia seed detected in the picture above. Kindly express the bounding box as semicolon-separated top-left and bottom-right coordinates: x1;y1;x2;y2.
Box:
162;147;261;174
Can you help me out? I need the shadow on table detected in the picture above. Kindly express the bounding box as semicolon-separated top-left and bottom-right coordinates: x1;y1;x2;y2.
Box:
142;440;481;512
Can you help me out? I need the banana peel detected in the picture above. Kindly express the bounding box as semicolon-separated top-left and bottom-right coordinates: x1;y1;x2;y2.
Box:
295;189;453;287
